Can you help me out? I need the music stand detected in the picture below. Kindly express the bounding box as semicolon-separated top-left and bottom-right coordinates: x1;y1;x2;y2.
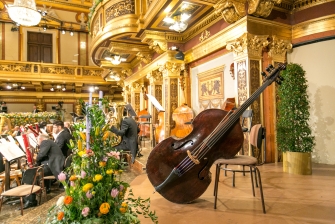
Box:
138;114;152;148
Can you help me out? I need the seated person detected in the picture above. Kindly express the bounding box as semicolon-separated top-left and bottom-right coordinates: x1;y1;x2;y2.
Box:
36;134;65;193
110;107;140;163
24;134;65;209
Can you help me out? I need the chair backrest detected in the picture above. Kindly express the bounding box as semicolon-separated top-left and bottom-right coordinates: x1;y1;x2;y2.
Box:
249;124;266;163
21;166;44;195
241;110;253;132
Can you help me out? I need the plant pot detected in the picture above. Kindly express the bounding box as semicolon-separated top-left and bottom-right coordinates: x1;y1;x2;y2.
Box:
283;152;312;175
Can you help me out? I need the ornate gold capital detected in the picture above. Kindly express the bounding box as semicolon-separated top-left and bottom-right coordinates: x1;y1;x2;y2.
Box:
136;52;152;64
226;32;269;58
131;82;142;91
248;0;282;17
214;0;246;24
148;40;167;54
268;36;292;59
146;70;163;83
159;62;185;77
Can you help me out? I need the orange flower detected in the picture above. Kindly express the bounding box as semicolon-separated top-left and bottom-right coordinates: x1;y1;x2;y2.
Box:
69;175;77;181
120;207;127;213
57;211;64;220
99;161;106;167
99;202;110;214
64;196;73;205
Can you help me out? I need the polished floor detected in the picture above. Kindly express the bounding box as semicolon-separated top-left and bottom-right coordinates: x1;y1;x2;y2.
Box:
1;144;335;223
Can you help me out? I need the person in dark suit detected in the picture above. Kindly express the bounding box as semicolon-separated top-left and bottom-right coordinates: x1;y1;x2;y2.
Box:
110;108;140;163
36;134;65;193
53;120;72;157
24;134;65;209
32;105;40;113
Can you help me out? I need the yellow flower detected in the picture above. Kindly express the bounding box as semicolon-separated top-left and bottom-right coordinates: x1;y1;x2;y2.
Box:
78;151;85;157
99;202;110;214
106;169;114;175
99;161;106;167
121;202;127;207
82;183;93;192
93;174;103;182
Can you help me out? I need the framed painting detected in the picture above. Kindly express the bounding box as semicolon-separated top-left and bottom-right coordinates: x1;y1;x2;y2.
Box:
197;65;225;100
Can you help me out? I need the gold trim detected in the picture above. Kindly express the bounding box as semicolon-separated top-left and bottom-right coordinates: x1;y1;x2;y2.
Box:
292;15;335;40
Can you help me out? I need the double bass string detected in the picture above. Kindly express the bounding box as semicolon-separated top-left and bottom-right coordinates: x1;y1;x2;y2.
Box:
177;111;233;175
176;78;272;176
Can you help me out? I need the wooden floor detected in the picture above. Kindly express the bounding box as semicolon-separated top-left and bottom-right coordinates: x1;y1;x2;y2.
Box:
2;144;335;223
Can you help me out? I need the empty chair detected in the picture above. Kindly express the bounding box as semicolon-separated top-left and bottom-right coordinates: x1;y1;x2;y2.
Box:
213;124;266;213
0;166;44;215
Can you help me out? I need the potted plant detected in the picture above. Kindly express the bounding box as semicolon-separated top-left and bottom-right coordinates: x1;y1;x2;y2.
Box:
276;63;315;175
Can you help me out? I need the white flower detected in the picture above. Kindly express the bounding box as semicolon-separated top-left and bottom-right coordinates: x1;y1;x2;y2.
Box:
56;196;65;207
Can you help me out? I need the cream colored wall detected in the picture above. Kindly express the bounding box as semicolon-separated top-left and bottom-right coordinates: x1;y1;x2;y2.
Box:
60;32;79;65
287;39;335;165
4;23;19;61
190;53;235;115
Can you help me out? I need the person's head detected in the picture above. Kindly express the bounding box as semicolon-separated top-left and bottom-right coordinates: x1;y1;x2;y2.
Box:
33;105;37;110
38;134;49;145
39;121;47;129
53;120;64;134
64;122;70;129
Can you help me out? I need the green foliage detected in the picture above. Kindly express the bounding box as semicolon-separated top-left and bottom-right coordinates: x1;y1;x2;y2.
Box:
276;63;315;152
46;99;158;223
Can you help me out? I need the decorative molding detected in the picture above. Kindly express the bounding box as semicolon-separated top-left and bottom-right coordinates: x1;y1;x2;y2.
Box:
248;0;282;17
226;32;269;58
146;70;163;83
105;0;135;23
268;35;292;59
136;52;152;64
199;30;211;43
214;0;246;24
237;60;248;107
148;40;167;54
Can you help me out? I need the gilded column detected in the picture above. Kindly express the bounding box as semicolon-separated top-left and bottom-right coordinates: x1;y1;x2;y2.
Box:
227;32;269;156
265;35;292;163
160;62;185;138
130;82;142;115
146;70;163;125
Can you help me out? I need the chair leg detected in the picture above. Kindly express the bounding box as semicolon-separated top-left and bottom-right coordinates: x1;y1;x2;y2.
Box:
254;167;266;214
0;196;3;213
232;171;236;187
224;164;228;176
20;197;24;216
249;166;255;197
254;168;259;188
214;164;221;209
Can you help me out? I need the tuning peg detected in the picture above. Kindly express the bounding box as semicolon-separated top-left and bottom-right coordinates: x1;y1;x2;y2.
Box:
278;75;284;81
265;64;274;73
261;71;267;77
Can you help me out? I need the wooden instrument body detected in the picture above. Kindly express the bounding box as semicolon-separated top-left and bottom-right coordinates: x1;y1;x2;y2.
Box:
170;104;194;139
155;112;165;144
138;109;150;138
146;109;243;203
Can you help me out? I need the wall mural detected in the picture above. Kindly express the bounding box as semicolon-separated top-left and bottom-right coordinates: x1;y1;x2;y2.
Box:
197;65;225;110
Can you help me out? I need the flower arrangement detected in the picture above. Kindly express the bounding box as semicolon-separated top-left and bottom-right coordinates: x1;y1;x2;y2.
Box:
3;112;59;127
46;100;158;223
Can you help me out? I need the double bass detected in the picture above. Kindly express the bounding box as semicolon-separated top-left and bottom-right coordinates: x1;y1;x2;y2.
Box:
146;63;286;203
